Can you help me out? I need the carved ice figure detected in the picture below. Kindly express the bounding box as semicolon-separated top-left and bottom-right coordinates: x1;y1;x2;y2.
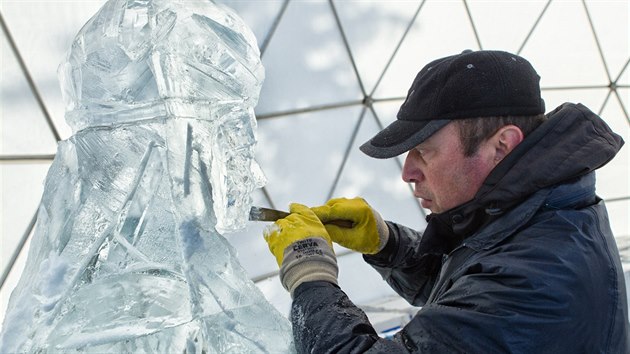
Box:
0;0;294;352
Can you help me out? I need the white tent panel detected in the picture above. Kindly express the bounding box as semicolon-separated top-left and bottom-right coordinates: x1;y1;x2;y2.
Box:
333;1;422;95
466;0;548;53
256;1;363;115
1;165;48;271
620;67;630;86
372;1;481;99
0;1;103;140
1;35;57;154
216;0;286;49
257;105;365;208
520;1;611;87
583;0;629;82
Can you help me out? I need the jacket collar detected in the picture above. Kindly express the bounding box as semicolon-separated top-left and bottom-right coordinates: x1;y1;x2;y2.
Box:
464;173;596;252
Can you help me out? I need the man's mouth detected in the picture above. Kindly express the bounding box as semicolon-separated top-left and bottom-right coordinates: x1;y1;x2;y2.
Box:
414;187;433;209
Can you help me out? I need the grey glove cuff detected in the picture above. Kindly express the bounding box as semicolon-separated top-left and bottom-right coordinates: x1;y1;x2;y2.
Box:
371;207;390;253
280;237;338;297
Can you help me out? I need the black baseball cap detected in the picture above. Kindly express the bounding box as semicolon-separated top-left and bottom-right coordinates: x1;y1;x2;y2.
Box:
360;50;545;158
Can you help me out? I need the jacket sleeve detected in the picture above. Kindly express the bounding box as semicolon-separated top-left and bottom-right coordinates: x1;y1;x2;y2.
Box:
290;265;528;353
291;281;409;354
290;279;504;354
363;221;443;306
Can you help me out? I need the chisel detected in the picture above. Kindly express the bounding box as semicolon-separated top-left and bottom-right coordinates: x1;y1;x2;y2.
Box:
249;206;354;228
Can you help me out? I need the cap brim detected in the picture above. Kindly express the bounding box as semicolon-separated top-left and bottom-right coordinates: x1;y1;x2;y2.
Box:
359;119;451;159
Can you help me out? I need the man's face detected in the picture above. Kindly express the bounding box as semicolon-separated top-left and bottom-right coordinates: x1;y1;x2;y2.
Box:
402;122;496;214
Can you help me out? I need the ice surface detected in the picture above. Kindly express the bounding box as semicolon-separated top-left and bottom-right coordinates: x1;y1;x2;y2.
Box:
0;0;294;352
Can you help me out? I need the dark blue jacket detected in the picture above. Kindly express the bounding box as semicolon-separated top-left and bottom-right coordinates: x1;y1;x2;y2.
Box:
291;103;629;353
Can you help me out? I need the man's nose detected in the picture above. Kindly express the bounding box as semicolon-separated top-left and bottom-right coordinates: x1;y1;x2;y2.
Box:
402;150;424;183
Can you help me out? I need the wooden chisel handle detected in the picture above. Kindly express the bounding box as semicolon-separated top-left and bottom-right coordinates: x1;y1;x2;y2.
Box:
324;219;354;228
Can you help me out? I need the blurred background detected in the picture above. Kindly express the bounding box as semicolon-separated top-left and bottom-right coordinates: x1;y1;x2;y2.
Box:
1;0;628;334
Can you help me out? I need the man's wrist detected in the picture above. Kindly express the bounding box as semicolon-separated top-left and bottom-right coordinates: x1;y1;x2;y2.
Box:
371;208;390;253
280;237;339;296
363;222;398;265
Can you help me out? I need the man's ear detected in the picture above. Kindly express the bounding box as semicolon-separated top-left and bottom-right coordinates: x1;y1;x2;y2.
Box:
491;125;524;164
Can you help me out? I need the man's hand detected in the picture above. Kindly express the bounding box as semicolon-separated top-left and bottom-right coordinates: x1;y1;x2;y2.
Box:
264;203;338;295
311;197;389;254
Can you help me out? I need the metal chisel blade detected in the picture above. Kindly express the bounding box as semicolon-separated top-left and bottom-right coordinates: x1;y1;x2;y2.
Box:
249;206;290;222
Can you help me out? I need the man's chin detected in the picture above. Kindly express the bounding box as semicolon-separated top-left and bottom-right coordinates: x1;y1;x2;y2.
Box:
420;198;433;210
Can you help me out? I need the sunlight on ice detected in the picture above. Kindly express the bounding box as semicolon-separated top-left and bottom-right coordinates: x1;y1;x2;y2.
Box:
0;0;294;352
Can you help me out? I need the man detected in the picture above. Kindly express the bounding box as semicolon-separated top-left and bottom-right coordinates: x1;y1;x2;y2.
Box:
264;50;629;353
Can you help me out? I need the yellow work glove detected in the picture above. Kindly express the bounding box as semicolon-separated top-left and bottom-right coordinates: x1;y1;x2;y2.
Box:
264;203;338;295
311;197;389;254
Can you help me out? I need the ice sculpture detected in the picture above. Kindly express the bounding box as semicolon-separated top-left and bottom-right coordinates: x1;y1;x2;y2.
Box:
0;0;294;352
